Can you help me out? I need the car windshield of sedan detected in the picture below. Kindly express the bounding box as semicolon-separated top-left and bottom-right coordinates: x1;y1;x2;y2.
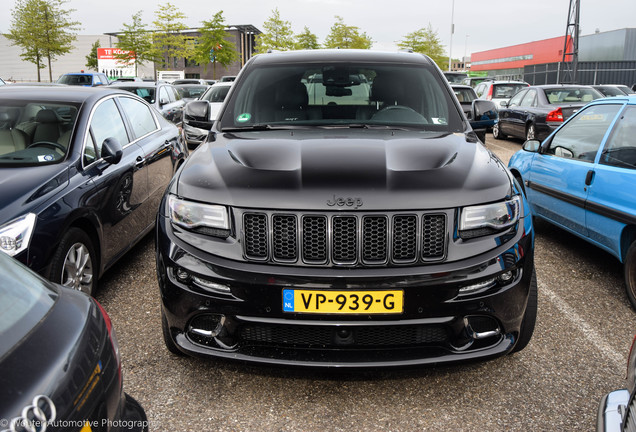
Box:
220;63;460;132
200;85;231;103
545;88;601;104
0;100;79;166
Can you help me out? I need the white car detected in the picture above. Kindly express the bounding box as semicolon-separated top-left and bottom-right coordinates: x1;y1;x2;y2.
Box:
474;80;529;110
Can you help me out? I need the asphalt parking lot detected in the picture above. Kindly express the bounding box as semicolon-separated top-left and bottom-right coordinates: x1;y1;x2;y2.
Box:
96;135;636;431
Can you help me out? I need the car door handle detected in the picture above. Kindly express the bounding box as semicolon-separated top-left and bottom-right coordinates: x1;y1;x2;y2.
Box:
585;170;594;186
136;155;146;168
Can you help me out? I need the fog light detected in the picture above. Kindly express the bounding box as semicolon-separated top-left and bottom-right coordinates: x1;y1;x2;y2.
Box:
176;268;189;282
497;271;514;283
192;276;231;294
459;277;496;294
189;314;225;338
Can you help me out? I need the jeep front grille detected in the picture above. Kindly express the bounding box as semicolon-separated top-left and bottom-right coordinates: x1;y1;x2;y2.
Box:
241;210;447;266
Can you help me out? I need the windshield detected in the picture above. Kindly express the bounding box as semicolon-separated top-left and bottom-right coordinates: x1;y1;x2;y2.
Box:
176;85;208;100
453;87;477;103
201;85;231;103
544;87;603;104
0;100;79;166
492;83;528;99
220;62;461;131
0;252;57;358
117;87;156;104
57;74;92;85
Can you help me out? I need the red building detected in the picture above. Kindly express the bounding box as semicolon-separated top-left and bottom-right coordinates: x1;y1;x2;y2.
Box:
471;36;568;72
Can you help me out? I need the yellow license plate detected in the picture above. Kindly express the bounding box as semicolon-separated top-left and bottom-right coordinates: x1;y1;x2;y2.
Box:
282;289;403;314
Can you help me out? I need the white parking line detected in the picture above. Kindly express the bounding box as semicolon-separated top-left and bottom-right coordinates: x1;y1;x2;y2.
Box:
540;281;625;368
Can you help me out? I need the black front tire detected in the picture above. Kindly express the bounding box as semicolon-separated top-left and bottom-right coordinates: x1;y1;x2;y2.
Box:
511;268;538;353
48;228;97;296
625;242;636;310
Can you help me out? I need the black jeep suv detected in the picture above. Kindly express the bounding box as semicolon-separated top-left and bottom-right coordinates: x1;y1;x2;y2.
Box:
156;50;536;368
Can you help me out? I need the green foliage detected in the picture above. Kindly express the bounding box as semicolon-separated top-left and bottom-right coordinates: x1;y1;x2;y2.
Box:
148;3;194;69
115;11;155;75
192;11;239;78
85;39;100;70
323;16;373;49
295;27;320;50
7;0;81;81
397;24;446;69
254;8;295;53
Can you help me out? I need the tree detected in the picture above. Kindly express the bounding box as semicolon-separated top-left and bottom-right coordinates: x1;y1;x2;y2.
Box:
115;11;155;76
85;39;100;70
254;8;295;53
6;0;81;82
323;16;372;49
397;24;446;69
192;11;239;79
295;27;320;50
148;3;193;69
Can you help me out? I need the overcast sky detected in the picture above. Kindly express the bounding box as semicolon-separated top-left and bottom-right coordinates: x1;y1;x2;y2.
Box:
2;0;635;57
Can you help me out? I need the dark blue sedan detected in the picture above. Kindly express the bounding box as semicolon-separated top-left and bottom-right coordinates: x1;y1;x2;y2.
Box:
508;95;636;308
0;86;188;295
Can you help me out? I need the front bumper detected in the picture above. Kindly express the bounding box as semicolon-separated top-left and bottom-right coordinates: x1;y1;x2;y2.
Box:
156;214;534;368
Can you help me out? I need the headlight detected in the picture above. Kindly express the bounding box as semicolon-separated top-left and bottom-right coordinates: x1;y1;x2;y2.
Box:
459;196;520;239
168;195;229;234
0;213;37;256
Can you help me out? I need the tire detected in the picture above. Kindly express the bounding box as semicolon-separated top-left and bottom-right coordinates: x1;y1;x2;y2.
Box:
162;307;185;356
493;123;506;140
48;228;97;296
511;268;537;353
526;123;536;141
625;242;636;310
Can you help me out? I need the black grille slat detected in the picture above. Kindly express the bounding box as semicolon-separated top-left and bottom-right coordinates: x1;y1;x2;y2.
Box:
362;216;387;264
392;215;417;262
422;214;446;259
302;216;327;263
332;216;358;263
272;215;297;261
242;211;446;266
244;214;268;259
240;324;448;347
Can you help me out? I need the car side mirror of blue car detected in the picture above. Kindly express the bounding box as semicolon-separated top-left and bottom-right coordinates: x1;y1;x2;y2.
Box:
522;139;541;153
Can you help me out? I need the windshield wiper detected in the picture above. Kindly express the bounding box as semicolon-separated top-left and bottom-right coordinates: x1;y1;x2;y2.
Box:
222;124;311;132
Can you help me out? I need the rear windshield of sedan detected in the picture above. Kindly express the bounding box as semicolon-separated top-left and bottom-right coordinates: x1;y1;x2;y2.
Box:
492;84;529;99
117;87;156;104
544;88;601;104
0;100;80;166
0;253;57;358
220;62;462;132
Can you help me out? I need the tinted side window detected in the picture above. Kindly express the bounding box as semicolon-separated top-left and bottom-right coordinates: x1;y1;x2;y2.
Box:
118;97;158;139
545;104;621;161
601;106;636;169
88;98;130;159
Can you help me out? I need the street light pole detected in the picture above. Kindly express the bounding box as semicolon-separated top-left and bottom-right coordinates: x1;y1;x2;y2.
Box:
464;34;470;69
448;0;455;71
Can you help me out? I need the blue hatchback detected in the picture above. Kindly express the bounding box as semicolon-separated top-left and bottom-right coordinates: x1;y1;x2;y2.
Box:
508;96;636;308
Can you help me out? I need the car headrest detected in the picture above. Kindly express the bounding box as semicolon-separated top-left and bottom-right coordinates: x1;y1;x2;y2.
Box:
35;109;58;123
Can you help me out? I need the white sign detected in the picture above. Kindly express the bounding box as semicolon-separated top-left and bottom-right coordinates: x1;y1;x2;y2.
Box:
97;48;136;78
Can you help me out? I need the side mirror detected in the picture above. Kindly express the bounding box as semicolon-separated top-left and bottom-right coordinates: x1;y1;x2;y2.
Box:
522;140;541;153
101;137;123;164
472;100;497;121
184;101;213;130
159;98;169;106
500;100;509;108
